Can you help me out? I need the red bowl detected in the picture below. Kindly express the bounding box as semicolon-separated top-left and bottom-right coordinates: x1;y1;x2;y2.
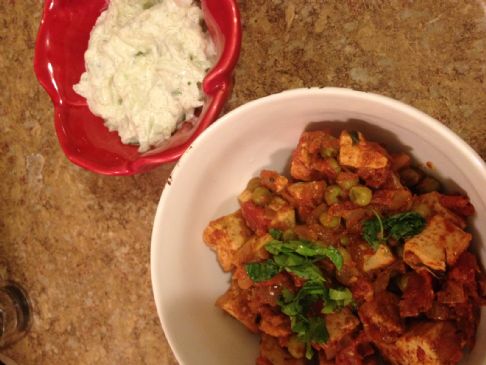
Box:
34;0;242;175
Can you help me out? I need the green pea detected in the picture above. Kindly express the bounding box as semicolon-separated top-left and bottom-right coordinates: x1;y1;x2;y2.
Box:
338;176;359;191
325;185;342;205
251;187;271;205
319;212;341;229
327;157;342;174
349;185;372;206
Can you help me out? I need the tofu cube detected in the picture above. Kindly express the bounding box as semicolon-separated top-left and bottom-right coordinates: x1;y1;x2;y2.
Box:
203;210;252;271
377;321;462;365
404;215;471;272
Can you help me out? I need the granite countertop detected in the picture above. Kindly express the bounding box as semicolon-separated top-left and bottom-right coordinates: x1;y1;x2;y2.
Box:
1;1;485;364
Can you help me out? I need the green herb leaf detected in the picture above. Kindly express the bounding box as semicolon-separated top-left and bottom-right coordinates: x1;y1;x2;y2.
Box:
280;288;295;302
285;264;326;282
273;253;308;267
299;280;327;297
321;300;336;314
362;211;426;249
280;299;302;317
362;211;385;250
305;342;314;360
279;285;328;360
290;315;307;338
308;316;329;344
277;280;353;360
329;287;353;301
318;246;343;271
245;260;281;282
384;212;426;241
291;241;326;257
303;316;329;359
265;241;343;270
269;228;283;240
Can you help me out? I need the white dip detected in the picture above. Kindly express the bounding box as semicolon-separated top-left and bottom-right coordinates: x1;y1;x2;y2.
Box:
74;0;214;152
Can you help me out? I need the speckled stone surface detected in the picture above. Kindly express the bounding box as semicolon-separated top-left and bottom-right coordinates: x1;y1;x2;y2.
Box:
0;1;485;364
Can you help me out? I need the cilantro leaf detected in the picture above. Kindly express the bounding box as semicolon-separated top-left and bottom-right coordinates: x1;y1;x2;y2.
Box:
280;288;296;302
246;233;344;285
299;280;327;297
362;211;385;250
321;300;337;314
285;264;326;282
307;316;329;344
384;212;426;242
362;210;425;250
318;246;343;271
245;260;281;282
290;315;307;338
280;299;302;317
329;287;353;302
273;253;308;267
278;281;331;360
304;316;329;360
265;241;343;271
321;287;354;314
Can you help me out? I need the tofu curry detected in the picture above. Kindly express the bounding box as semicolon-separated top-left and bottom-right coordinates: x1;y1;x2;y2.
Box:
203;129;486;365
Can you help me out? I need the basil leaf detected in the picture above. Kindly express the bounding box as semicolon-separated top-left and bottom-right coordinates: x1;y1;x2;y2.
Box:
280;300;302;317
290;315;307;338
305;343;314;360
280;288;295;302
318;246;343;271
285;264;326;282
290;240;325;257
245;260;280;282
273;253;308;267
362;211;426;250
264;240;286;255
278;280;354;360
322;300;336;314
362;211;385;250
265;240;343;270
308;316;329;344
384;212;426;242
299;280;327;297
265;240;321;256
303;317;329;360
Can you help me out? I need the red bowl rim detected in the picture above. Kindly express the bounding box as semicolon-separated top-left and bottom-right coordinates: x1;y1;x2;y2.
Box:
34;0;242;175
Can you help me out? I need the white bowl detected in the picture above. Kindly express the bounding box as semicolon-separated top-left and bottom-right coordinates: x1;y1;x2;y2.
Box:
151;87;486;365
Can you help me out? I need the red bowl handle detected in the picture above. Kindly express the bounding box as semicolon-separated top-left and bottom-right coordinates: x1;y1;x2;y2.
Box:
201;0;241;94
